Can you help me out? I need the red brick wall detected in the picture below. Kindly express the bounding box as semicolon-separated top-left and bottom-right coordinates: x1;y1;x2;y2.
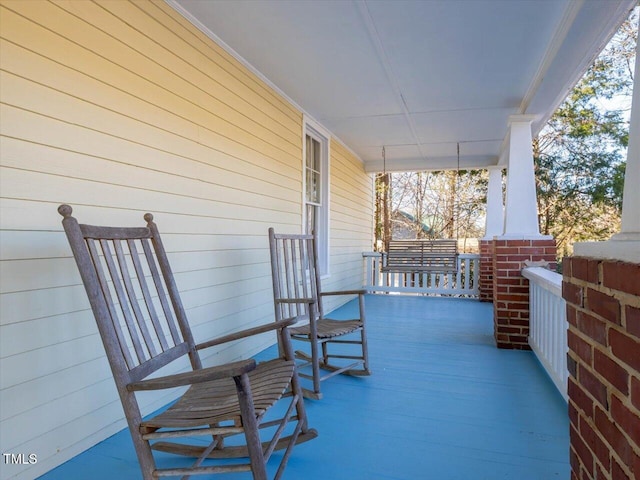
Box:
479;239;494;302
492;238;557;349
563;257;640;480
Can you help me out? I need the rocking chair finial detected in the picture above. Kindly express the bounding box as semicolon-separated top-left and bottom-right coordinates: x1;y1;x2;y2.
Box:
58;204;73;218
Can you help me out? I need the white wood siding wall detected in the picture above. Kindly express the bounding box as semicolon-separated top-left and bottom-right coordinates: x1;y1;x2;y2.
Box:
0;1;373;479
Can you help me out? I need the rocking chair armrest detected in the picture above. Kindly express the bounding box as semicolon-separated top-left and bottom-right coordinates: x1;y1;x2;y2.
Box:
127;359;257;391
195;317;299;351
320;289;366;297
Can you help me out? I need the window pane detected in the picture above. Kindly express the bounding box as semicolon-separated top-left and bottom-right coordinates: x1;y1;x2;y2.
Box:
307;135;320;171
306;204;317;235
306;135;313;169
305;134;321;204
306;169;319;203
312;137;321;171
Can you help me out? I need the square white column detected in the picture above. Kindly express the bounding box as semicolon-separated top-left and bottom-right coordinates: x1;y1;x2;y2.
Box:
503;115;546;238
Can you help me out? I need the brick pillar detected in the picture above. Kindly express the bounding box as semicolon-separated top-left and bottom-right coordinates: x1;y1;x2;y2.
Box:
479;239;494;302
563;257;640;480
492;238;557;349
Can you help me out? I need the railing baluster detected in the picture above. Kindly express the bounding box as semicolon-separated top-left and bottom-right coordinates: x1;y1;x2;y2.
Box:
522;266;568;402
362;252;480;296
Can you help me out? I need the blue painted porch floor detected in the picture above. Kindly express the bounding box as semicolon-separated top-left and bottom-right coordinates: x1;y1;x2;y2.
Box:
39;295;569;480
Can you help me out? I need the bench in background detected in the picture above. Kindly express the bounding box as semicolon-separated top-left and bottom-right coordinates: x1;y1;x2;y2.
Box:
382;239;458;274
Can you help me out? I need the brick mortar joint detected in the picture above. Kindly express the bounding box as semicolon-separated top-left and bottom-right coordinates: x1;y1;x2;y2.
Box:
573;336;635;406
564;277;640;310
571;398;638;480
605;410;640;476
610;390;640;451
564;268;640;302
573;411;615;475
569;331;640;456
568;307;635;342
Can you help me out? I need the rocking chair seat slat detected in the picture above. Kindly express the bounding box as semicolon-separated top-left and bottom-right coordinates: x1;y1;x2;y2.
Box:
291;319;363;339
141;359;295;429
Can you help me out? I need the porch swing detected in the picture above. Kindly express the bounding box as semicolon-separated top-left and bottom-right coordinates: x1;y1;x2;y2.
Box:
380;145;460;275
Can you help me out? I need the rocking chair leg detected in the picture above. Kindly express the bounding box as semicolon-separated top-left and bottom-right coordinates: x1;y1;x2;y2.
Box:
359;294;370;373
322;341;329;365
282;330;313;429
133;435;156;480
234;374;267;480
127;406;156;480
308;309;322;398
274;406;303;480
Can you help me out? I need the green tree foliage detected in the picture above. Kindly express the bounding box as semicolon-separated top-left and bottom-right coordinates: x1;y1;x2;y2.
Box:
535;8;637;256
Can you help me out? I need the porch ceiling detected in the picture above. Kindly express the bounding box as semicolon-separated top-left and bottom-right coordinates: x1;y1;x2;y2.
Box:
171;0;635;173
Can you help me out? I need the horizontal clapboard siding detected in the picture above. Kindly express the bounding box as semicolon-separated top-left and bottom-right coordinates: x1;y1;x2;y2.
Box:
0;1;372;479
323;142;374;311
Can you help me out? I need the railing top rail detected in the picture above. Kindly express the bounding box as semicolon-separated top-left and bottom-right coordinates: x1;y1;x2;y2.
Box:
522;266;562;297
362;252;480;258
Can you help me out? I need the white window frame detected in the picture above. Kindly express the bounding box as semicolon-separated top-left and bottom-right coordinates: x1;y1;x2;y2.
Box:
303;116;330;276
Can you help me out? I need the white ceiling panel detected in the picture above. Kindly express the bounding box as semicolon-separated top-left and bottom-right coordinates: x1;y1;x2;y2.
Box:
172;0;636;172
327;114;413;148
411;107;514;145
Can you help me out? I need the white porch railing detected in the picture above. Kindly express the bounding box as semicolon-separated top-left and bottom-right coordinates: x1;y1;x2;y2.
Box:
362;252;480;296
522;266;568;402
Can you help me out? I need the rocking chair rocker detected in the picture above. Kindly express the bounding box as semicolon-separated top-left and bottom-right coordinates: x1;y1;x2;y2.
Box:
58;205;317;480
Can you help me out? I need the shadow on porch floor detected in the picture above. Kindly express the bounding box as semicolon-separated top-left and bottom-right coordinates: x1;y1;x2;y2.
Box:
38;295;569;479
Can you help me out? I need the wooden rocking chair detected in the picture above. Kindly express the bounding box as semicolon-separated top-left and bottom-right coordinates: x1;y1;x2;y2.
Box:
268;228;370;400
58;205;317;480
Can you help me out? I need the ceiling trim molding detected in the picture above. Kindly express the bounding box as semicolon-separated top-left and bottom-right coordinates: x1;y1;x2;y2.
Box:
518;0;585;115
508;114;539;125
364;155;499;174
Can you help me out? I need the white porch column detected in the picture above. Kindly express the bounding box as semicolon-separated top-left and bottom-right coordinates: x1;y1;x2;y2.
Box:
483;167;504;238
574;36;640;263
615;32;640;240
503;115;543;237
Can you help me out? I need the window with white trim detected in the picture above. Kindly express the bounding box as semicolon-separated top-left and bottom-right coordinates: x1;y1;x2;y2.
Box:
303;120;329;275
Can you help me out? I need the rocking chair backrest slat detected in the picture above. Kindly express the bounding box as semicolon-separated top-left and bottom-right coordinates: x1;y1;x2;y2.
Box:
290;239;303;313
281;238;296;316
269;230;323;321
139;237;184;347
115;239;161;359
60;206;199;385
127;239;169;352
85;237;137;370
99;238;151;365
